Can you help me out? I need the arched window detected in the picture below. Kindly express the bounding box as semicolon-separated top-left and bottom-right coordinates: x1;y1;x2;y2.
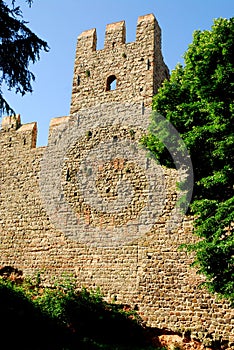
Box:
106;75;117;91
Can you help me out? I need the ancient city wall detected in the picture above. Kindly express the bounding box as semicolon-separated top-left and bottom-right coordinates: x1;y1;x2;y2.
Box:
0;105;233;347
0;13;233;348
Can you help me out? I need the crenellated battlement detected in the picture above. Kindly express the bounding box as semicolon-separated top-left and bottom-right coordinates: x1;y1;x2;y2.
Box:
1;114;21;131
0;114;37;150
77;14;157;53
104;20;126;49
0;114;71;150
77;28;97;52
136;13;158;42
70;13;169;114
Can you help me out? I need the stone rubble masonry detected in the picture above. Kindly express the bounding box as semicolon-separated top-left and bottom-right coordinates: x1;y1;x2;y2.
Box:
70;14;169;114
0;108;233;347
0;13;233;348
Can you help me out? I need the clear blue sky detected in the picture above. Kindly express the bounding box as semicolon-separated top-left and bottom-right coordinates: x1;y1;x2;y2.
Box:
2;0;234;146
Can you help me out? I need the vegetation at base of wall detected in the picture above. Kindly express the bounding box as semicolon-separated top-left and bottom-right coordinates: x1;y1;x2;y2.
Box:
0;269;161;350
142;17;234;304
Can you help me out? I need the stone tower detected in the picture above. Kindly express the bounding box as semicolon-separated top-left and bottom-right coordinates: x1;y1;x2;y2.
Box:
70;14;169;114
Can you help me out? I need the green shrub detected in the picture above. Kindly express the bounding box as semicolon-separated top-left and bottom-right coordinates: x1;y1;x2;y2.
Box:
0;272;157;350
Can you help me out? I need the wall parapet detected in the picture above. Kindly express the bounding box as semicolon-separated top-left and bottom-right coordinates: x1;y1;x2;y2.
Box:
77;28;97;52
1;114;21;131
104;20;126;49
0;114;37;149
70;13;169;114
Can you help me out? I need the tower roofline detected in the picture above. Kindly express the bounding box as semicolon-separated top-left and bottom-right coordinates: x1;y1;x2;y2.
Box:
70;13;169;114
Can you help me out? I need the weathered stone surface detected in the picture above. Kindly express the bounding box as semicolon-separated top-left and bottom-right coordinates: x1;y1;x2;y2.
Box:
70;14;169;113
0;14;233;348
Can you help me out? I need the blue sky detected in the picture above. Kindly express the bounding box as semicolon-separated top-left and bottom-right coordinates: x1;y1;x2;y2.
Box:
2;0;234;146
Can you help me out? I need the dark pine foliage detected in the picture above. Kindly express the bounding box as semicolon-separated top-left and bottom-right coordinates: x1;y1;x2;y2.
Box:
0;0;49;115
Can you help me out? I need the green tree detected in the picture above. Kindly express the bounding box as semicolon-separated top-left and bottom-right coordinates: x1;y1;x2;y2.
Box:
0;0;49;116
143;17;234;303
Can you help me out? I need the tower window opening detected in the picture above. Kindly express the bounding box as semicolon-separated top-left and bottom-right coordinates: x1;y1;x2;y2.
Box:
106;75;117;91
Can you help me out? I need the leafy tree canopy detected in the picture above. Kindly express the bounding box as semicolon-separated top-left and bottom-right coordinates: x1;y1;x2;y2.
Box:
143;17;234;303
0;0;49;116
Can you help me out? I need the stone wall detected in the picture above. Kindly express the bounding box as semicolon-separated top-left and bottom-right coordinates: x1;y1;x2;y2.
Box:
0;105;233;347
70;14;169;114
0;13;233;348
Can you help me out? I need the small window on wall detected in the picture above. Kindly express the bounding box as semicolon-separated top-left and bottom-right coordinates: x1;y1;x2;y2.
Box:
77;75;80;86
106;75;117;91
